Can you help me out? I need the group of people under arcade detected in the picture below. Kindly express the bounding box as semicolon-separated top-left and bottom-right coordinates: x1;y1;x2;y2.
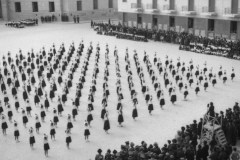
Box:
91;21;240;60
0;39;238;158
95;102;240;160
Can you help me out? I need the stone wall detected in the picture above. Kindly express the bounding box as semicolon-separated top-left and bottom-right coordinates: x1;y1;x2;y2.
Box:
1;0;119;22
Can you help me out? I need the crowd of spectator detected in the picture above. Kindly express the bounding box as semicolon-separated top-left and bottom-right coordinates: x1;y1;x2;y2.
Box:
95;102;240;160
91;22;240;60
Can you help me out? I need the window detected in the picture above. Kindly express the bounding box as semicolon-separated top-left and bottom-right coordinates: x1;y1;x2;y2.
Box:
32;2;38;12
137;16;142;24
93;0;98;10
188;18;194;29
152;0;157;9
208;0;215;12
15;2;21;12
231;0;238;14
208;19;215;31
109;0;113;8
153;17;158;26
77;1;82;11
49;2;55;12
170;0;175;10
137;0;141;8
230;21;237;33
169;16;175;27
188;0;194;11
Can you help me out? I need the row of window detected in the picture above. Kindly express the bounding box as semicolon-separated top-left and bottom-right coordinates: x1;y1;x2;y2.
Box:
14;0;114;13
93;0;114;10
123;0;176;9
136;16;238;33
123;0;238;14
15;2;55;12
207;19;237;34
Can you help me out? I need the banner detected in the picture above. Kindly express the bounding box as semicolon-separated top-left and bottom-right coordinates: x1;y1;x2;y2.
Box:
175;26;180;32
158;24;162;30
138;24;142;29
215;33;221;38
222;34;229;39
128;21;132;27
188;28;193;34
170;27;175;31
163;24;168;31
133;21;137;27
231;34;237;41
181;27;185;32
142;22;146;29
147;23;152;29
195;29;200;36
208;32;214;38
200;30;205;37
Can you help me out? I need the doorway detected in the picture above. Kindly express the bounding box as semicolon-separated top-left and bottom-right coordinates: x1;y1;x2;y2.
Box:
123;12;127;24
169;16;175;27
137;14;142;25
153;17;158;26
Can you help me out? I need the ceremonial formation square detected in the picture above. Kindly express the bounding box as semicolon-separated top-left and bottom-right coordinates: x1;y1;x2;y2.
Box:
0;22;240;160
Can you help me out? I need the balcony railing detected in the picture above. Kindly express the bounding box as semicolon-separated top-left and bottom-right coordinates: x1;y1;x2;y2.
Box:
146;4;152;9
146;4;158;10
131;3;142;9
182;6;188;12
223;7;240;18
181;5;196;15
224;7;240;14
145;3;159;13
131;3;143;12
202;6;209;13
201;6;217;16
163;5;169;10
162;4;176;14
224;8;231;14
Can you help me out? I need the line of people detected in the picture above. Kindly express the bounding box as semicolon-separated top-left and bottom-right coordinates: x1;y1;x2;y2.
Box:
124;49;139;120
91;22;240;60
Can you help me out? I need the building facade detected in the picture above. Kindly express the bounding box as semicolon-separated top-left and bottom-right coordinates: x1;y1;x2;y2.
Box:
0;0;119;22
118;0;240;40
